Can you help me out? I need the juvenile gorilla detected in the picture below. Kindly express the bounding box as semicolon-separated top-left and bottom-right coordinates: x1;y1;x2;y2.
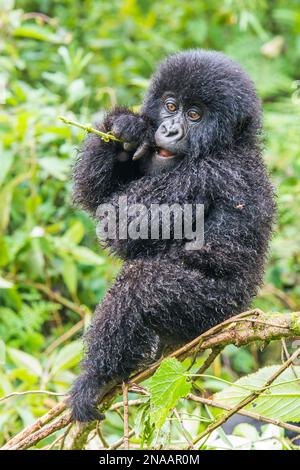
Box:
70;50;275;422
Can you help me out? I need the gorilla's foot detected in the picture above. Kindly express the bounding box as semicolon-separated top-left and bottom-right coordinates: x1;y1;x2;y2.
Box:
69;373;113;422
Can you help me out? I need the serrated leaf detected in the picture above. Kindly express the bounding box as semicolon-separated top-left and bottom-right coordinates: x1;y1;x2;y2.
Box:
215;365;300;422
147;358;191;429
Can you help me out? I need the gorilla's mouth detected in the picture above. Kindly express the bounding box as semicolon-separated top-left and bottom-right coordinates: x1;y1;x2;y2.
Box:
157;147;177;158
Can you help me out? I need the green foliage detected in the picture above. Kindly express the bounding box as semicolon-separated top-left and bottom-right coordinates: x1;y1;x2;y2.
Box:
0;0;300;450
147;358;191;429
215;366;300;422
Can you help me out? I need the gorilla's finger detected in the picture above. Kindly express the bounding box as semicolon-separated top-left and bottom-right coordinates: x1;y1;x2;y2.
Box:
132;142;150;161
123;142;137;152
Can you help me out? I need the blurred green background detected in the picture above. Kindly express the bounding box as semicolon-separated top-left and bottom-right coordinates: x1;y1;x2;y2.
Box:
0;0;300;448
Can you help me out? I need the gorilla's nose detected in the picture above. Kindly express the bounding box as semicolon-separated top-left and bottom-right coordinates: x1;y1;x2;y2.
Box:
159;122;184;141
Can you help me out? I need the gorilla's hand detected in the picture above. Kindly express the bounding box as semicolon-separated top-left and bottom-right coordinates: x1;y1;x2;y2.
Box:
111;113;154;161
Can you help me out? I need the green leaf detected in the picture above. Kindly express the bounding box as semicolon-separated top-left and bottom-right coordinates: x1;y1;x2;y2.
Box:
68;246;105;266
62;221;84;245
147;358;191;429
215;365;300;422
133;399;155;447
62;257;78;295
0;238;9;267
0;187;12;232
13;25;60;43
8;348;43;377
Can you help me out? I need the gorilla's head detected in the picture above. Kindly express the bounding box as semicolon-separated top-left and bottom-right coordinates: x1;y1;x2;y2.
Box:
142;50;262;160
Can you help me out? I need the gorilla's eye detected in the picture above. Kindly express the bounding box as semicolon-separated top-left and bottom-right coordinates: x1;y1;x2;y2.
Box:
187;109;201;121
165;99;177;113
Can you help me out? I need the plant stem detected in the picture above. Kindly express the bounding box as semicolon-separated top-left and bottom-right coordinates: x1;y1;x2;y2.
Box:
58;115;122;142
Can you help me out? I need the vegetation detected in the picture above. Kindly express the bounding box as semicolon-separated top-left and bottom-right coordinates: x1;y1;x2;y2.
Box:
0;0;300;450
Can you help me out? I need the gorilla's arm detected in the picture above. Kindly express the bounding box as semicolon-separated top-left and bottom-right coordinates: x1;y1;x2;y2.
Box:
73;108;155;214
69;259;239;422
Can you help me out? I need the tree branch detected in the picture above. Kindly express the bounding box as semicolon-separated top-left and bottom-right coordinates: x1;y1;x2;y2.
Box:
2;309;300;450
58;116;122;142
122;382;129;450
0;390;65;403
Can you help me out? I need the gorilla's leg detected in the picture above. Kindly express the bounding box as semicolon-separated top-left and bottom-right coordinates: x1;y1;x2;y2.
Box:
69;284;161;422
70;259;244;422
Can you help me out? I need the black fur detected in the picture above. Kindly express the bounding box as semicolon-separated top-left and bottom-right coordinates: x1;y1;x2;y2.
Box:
70;50;275;422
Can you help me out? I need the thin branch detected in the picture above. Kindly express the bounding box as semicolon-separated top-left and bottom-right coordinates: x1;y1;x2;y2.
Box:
194;346;224;376
281;338;299;379
192;345;300;446
45;433;65;450
58;116;122;143
188;394;300;436
173;408;194;449
9;412;72;451
10;276;89;318
0;390;65;403
122;382;129;450
232;318;291;329
96;422;109;449
108;430;135;450
44;319;84;354
22;12;58;25
46;423;72;450
59;423;73;450
110;398;145;411
262;283;299;311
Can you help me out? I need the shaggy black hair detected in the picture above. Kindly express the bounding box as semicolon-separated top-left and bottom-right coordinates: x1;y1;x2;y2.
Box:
70;50;276;422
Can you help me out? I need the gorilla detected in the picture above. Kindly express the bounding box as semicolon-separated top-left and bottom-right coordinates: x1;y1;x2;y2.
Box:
70;50;275;422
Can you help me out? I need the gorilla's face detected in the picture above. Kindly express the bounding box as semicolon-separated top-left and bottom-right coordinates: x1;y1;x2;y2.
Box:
142;50;261;162
154;92;205;159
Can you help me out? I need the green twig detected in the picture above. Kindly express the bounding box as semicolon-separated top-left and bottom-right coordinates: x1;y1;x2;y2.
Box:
58;115;122;143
